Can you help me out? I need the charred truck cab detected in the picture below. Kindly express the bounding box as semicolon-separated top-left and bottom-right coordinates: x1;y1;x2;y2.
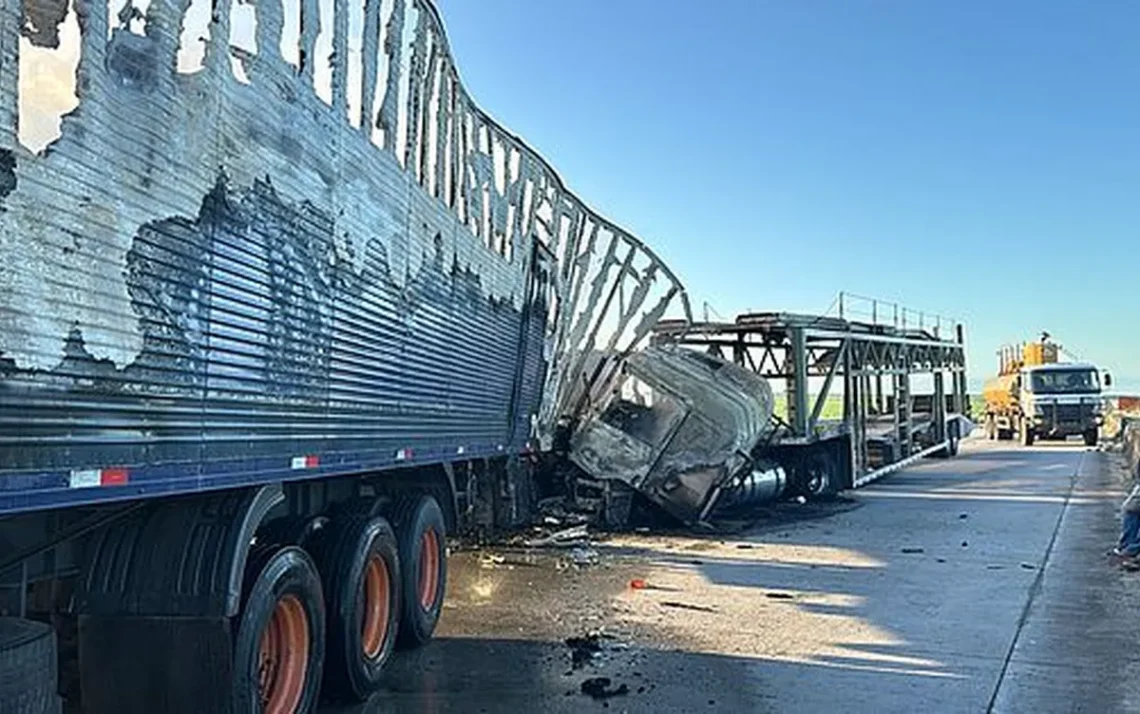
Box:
570;346;781;525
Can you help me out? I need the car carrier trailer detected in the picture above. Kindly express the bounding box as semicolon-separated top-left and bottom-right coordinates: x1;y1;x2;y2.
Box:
0;0;688;711
644;294;970;508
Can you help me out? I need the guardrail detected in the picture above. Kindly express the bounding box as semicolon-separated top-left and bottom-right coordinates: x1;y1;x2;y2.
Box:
1124;416;1140;481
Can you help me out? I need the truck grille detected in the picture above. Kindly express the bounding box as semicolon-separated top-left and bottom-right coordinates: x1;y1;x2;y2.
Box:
1046;403;1093;423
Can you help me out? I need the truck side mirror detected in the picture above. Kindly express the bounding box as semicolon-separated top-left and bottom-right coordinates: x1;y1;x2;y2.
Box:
1105;373;1113;387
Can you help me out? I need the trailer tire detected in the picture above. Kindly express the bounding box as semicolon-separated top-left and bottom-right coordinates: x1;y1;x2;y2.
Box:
937;421;960;458
0;618;57;714
233;546;325;714
312;508;401;702
1084;428;1099;447
388;495;447;648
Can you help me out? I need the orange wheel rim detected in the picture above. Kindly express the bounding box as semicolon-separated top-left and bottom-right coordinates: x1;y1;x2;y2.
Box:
361;553;390;659
418;529;440;610
257;594;309;714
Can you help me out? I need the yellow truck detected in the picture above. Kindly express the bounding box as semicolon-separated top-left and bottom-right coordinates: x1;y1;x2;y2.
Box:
982;337;1110;446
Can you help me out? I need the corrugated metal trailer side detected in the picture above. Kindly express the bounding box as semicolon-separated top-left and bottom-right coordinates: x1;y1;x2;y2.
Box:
0;0;689;708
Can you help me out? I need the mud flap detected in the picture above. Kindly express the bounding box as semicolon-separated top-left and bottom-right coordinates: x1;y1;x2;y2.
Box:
79;615;232;714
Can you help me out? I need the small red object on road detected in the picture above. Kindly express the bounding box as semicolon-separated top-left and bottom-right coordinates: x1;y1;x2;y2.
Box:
630;579;647;590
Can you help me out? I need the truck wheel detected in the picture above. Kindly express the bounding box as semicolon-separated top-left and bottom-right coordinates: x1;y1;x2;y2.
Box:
1084;428;1099;447
796;450;839;501
312;508;401;702
0;617;58;714
1020;422;1035;446
389;495;447;648
233;546;325;714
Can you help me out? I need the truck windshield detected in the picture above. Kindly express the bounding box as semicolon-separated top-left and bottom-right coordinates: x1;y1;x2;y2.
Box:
599;374;685;449
1029;370;1099;394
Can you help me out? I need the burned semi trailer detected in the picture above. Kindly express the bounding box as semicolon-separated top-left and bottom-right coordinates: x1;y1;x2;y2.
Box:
0;0;688;711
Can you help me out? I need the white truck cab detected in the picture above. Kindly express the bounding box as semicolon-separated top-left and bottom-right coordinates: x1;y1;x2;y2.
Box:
1019;363;1107;445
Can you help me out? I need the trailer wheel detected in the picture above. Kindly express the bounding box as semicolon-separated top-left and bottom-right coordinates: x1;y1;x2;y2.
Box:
0;617;59;714
234;546;325;714
312;508;401;702
936;421;960;458
389;495;447;648
1084;428;1099;447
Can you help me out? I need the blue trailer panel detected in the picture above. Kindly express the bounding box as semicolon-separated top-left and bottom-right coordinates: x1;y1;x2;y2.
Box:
0;0;686;517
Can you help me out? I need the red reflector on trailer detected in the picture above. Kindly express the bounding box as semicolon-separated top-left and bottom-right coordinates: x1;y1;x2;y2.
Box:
101;468;129;486
291;456;319;470
70;468;129;488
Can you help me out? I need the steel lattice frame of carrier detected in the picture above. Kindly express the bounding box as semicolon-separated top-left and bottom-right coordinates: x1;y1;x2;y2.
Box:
654;309;968;491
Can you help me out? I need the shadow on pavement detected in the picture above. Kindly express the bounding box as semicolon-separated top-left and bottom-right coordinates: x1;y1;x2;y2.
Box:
323;634;982;714
325;444;1135;714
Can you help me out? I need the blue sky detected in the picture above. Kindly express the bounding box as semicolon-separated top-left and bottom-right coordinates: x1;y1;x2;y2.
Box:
436;1;1139;391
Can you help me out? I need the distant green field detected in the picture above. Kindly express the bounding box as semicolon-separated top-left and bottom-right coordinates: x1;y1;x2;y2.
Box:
969;395;985;421
773;394;844;421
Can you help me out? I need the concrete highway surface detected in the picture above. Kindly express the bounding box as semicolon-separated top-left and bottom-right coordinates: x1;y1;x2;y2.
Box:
328;438;1140;713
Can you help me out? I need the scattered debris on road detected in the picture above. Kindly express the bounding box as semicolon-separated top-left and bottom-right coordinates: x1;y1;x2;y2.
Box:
629;579;681;592
567;546;601;568
661;601;717;613
527;525;590;548
901;547;925;554
765;592;795;600
581;677;630;700
1020;562;1037;570
565;633;607;669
